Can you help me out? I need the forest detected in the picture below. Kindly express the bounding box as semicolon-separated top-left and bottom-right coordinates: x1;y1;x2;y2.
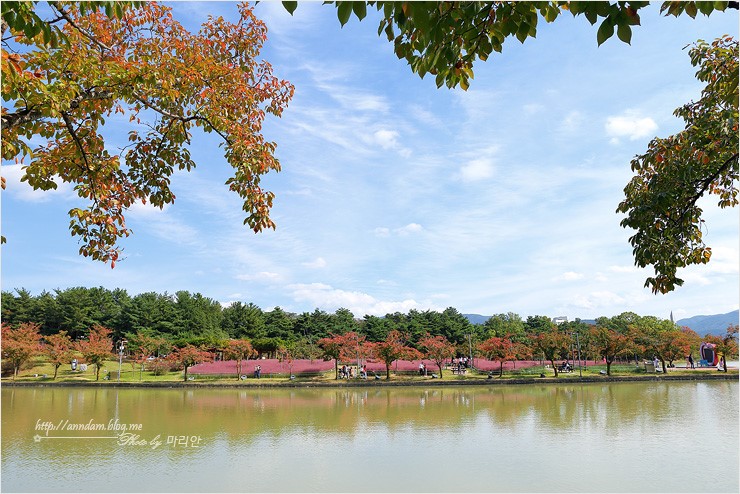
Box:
2;286;738;380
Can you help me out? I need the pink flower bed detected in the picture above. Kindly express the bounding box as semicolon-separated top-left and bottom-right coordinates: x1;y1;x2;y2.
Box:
191;358;597;376
190;359;334;375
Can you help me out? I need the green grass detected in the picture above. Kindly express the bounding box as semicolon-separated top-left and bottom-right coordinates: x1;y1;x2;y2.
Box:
4;358;736;384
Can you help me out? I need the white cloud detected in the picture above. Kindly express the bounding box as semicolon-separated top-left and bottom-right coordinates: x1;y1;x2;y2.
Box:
374;224;423;237
128;200;170;217
287;282;438;316
1;164;74;202
560;110;584;133
572;291;627;310
458;158;495;182
302;257;327;269
235;271;283;283
605;111;658;140
523;103;544;115
368;128;412;156
373;129;399;150
395;223;423;236
609;265;639;273
555;271;585;281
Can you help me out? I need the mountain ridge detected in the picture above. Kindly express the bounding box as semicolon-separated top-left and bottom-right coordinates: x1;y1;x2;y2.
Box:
463;310;739;336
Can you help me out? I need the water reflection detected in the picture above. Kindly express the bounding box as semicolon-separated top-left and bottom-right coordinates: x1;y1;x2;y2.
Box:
2;382;738;492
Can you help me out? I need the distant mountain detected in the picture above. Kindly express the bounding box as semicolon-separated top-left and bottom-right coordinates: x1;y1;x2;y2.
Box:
676;310;739;336
463;311;739;335
463;314;490;325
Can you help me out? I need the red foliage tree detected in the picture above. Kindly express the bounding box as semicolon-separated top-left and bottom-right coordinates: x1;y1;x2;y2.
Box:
43;330;76;379
318;331;371;379
588;326;633;376
2;2;294;263
317;334;344;379
170;345;213;381
478;336;516;377
1;322;41;380
129;334;170;381
418;334;455;379
76;325;114;380
372;330;419;379
533;330;572;377
223;339;256;380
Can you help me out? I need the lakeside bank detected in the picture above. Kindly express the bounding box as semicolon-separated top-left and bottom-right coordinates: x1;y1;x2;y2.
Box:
3;372;737;389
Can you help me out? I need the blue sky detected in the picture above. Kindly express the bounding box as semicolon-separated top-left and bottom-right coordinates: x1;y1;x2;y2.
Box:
2;2;738;321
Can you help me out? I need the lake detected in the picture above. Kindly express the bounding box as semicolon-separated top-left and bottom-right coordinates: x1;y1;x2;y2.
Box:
2;381;738;492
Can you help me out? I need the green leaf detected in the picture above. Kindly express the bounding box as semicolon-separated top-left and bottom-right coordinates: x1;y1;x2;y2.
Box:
337;2;353;26
544;6;559;23
282;1;298;15
697;1;715;15
617;23;632;44
596;18;614;46
515;21;530;43
352;1;367;21
685;2;698;18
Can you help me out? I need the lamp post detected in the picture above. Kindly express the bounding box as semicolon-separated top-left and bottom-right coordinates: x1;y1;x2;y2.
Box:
573;331;582;378
117;339;127;383
467;332;474;369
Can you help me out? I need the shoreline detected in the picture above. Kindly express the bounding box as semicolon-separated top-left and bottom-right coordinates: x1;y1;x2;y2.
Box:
2;372;737;389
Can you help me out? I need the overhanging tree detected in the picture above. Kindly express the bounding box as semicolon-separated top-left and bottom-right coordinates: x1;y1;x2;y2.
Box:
2;1;293;263
287;1;735;90
617;36;738;293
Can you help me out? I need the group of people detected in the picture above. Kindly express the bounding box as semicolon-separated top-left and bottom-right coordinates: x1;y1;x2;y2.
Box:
340;364;367;379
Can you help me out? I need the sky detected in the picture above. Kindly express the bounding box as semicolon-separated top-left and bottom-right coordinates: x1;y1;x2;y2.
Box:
1;1;739;322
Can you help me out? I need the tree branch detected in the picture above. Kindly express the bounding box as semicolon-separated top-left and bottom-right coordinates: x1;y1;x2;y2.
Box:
2;87;113;130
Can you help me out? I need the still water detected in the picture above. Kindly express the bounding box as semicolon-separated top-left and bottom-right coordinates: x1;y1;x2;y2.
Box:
2;381;738;493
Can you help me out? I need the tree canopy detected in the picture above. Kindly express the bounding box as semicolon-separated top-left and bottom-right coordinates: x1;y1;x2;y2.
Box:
292;1;736;89
2;1;293;263
617;36;738;293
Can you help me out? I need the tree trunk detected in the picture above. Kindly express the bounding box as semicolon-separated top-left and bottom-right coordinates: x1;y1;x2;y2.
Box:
334;359;338;380
53;364;60;380
95;364;101;381
499;361;503;377
183;365;189;381
437;364;443;379
722;355;727;372
550;359;558;377
606;357;612;376
386;364;391;380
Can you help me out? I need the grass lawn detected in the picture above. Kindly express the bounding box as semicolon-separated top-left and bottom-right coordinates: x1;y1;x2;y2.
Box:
3;357;736;384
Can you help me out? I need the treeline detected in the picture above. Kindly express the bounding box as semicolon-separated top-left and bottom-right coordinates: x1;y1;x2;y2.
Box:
2;287;737;370
1;287;489;351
